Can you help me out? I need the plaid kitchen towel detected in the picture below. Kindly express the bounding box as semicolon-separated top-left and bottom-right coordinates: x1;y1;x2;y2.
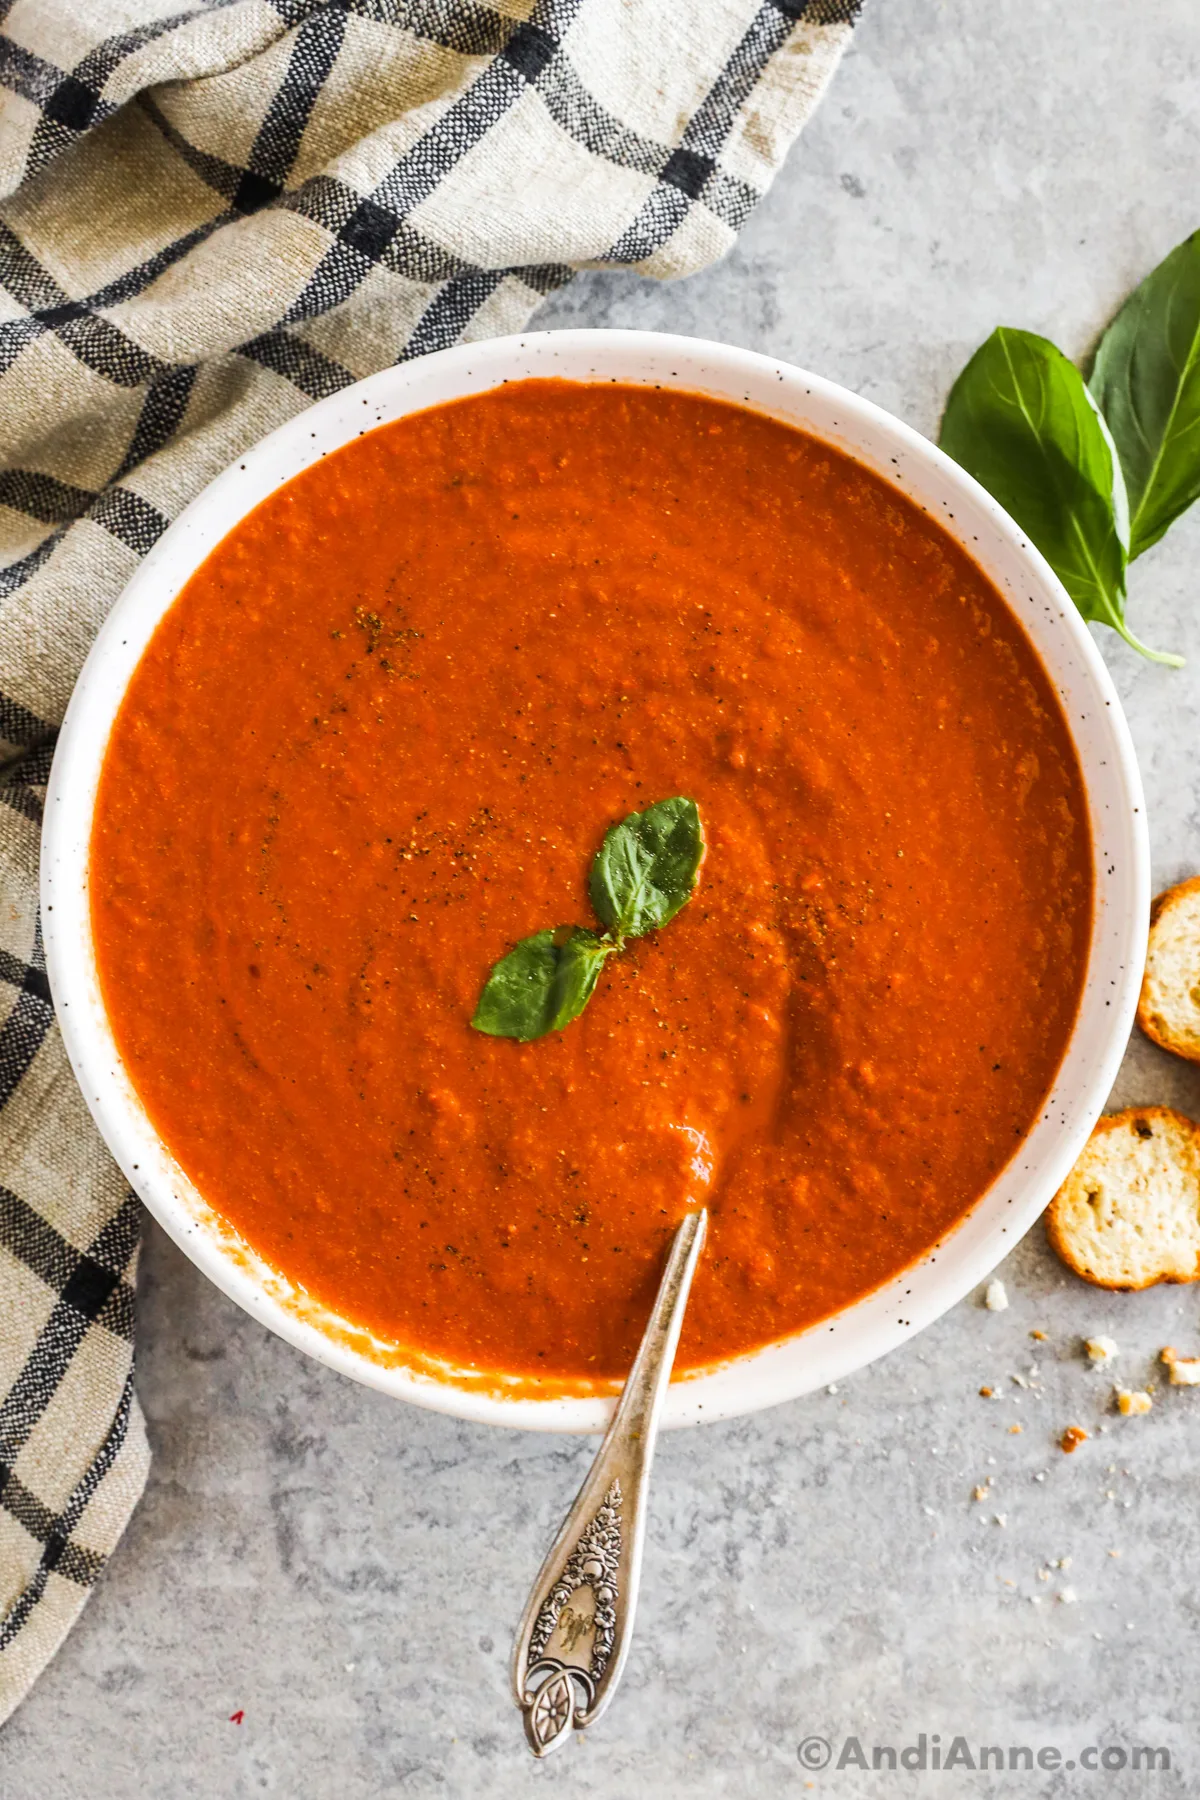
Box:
0;0;858;1724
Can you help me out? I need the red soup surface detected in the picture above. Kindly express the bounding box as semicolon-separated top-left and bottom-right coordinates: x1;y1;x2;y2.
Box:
90;381;1092;1391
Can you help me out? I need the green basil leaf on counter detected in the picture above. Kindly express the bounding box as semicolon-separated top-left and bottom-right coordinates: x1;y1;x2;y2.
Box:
471;926;615;1042
588;796;705;941
1090;229;1200;560
939;326;1181;667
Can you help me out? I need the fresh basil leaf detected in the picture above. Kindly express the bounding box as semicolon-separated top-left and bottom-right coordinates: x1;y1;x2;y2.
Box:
1090;228;1200;560
471;926;613;1041
940;326;1181;666
589;796;704;941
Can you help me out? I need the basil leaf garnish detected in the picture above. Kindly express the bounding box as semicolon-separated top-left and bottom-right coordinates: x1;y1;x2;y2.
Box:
471;797;703;1041
589;796;705;941
939;327;1181;667
1090;229;1200;560
471;926;614;1041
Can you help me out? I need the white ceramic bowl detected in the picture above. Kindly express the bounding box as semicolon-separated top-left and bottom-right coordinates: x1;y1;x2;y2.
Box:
42;329;1148;1433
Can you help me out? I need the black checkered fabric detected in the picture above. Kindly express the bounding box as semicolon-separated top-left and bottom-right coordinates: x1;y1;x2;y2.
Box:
0;0;858;1721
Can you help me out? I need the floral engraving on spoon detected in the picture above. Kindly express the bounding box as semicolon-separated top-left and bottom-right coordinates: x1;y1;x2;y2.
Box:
520;1480;623;1754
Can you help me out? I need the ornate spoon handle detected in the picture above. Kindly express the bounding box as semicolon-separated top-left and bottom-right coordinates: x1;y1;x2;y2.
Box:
511;1207;708;1757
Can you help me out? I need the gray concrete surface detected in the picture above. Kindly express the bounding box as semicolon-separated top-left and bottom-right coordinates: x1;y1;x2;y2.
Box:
5;3;1200;1795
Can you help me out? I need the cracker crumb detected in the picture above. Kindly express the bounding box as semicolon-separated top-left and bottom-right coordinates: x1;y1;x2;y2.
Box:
985;1279;1009;1311
1008;1423;1023;1434
1030;1328;1047;1340
1060;1426;1088;1453
1115;1388;1152;1416
979;1385;994;1397
1161;1346;1200;1386
972;1484;990;1502
1085;1336;1118;1365
1059;1587;1078;1604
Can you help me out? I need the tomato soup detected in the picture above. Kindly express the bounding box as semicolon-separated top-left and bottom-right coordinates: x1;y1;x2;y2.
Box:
90;382;1092;1390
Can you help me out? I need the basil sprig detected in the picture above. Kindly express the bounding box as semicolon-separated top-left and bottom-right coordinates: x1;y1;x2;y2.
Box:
940;230;1200;668
471;797;704;1042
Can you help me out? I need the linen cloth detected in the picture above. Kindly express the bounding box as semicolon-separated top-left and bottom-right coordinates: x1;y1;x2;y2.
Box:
0;0;858;1724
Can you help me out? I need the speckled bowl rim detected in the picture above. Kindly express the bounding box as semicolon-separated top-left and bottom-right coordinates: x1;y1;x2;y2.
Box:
42;328;1148;1433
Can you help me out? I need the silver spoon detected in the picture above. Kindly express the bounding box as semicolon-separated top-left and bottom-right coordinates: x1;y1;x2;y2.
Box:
511;1207;708;1757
